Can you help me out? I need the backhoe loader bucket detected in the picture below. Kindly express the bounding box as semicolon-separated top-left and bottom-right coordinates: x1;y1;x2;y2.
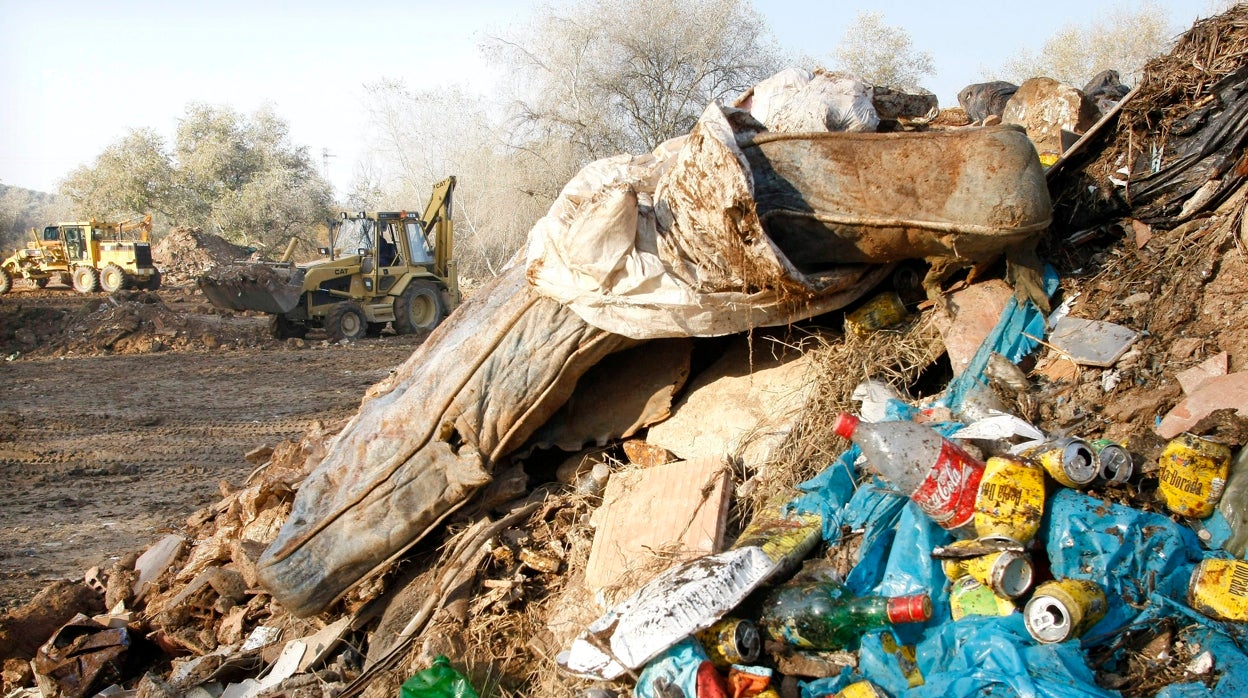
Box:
198;264;308;315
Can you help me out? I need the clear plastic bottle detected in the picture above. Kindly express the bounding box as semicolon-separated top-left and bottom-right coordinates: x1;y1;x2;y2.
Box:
833;412;985;531
761;579;931;651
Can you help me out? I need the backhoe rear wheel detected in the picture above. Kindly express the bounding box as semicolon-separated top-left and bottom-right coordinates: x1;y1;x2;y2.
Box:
325;302;367;342
0;268;12;295
270;314;308;340
393;280;446;334
72;266;99;293
99;263;127;293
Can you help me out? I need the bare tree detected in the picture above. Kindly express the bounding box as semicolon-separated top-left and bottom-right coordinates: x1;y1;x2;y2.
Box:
361;81;571;280
832;11;935;89
996;1;1177;86
485;0;784;161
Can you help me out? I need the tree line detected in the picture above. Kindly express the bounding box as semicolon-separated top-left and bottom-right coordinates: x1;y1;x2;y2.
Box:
9;0;1185;280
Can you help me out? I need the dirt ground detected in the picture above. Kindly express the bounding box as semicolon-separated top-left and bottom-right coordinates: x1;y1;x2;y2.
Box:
0;283;426;611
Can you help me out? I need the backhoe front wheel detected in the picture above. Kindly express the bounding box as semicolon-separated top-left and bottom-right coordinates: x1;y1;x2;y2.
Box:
141;269;162;291
72;266;99;293
325;302;367;342
0;268;12;295
393;280;446;334
99;264;127;293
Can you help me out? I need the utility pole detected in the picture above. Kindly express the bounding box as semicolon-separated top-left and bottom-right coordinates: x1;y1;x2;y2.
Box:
321;148;336;181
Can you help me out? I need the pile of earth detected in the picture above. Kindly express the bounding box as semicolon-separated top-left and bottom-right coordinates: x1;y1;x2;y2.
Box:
152;228;255;287
3;290;279;357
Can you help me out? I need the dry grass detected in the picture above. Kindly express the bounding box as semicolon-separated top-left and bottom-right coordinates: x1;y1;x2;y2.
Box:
740;313;946;521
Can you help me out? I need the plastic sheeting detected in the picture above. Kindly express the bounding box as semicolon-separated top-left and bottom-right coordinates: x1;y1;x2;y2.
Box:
524;103;891;340
256;267;635;616
1128;66;1248;224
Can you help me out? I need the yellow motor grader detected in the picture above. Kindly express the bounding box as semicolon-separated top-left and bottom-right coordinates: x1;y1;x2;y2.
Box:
0;215;160;294
198;177;461;341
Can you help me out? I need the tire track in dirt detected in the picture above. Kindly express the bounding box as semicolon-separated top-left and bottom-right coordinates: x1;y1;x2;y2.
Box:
0;336;424;608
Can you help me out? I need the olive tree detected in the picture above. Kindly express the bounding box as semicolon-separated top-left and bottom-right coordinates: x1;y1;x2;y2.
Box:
0;183;70;253
832;11;935;89
996;1;1176;86
60;104;333;253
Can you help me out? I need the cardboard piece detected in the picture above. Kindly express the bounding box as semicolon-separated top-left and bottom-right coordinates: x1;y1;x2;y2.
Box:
584;457;731;597
1177;352;1230;396
1158;372;1248;439
647;335;818;464
934;280;1014;375
1048;317;1140;367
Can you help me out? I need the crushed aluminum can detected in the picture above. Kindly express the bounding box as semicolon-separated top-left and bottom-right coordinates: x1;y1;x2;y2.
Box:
833;680;892;698
974;454;1046;543
695;618;761;668
1024;579;1107;643
1188;558;1248;622
845;291;909;337
1159;433;1231;519
948;576;1016;620
1090;438;1133;485
936;538;1034;599
1024;437;1098;488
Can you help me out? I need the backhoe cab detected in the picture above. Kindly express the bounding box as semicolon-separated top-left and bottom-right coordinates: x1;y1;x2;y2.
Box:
198;177;460;341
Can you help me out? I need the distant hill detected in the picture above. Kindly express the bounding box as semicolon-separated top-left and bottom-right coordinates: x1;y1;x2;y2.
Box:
0;183;70;253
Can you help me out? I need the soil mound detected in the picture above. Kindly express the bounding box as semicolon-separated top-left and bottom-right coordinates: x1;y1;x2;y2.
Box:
152;228;254;287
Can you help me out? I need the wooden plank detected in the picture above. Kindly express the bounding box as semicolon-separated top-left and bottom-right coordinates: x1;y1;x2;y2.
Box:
584;457;731;599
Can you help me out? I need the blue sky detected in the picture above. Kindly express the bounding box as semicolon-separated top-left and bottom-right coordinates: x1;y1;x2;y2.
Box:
0;0;1221;195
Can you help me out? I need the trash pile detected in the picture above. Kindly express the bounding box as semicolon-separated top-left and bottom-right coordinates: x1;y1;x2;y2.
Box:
4;7;1248;698
152;228;256;288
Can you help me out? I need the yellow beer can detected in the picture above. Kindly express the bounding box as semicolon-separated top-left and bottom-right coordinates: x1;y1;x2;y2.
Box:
1158;434;1231;519
948;576;1016;620
1188;558;1248;622
845;292;909;337
833;680;891;698
1024;438;1098;488
974;455;1046;543
695;617;761;667
938;538;1034;599
1024;579;1107;643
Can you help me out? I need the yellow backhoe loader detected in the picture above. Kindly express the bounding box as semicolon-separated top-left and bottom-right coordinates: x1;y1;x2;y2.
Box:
198;177;460;341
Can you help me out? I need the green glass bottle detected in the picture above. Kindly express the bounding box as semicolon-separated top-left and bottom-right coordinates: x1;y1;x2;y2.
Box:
761;580;931;651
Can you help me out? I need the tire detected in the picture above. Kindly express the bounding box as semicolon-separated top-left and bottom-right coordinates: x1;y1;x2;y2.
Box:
0;268;12;295
142;269;162;291
72;266;99;293
270;314;309;340
99;263;128;293
325;302;367;342
392;280;446;334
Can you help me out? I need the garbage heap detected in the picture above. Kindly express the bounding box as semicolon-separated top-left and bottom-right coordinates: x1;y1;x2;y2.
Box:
5;6;1248;698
